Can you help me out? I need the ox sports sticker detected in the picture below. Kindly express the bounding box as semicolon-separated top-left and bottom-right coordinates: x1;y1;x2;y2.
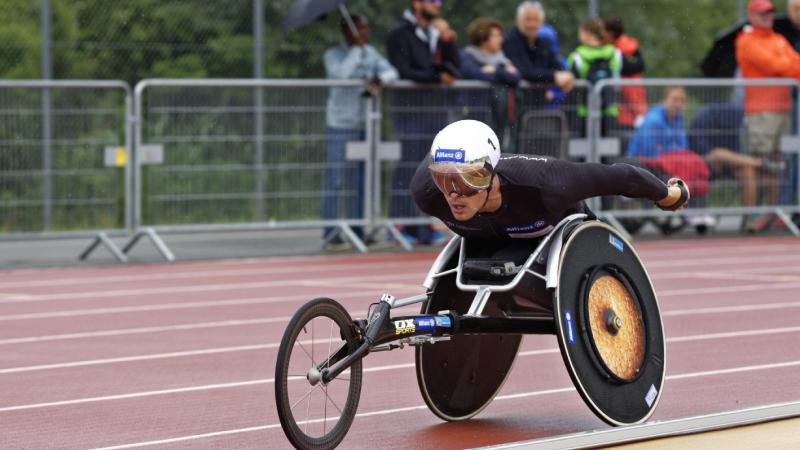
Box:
393;319;415;335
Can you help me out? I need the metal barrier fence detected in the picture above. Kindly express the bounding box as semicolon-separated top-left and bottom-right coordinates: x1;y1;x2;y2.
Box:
131;79;374;254
4;78;798;260
0;80;133;260
375;80;592;247
589;78;800;239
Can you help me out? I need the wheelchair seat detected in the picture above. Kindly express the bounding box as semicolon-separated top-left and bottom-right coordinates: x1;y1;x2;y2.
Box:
460;258;520;285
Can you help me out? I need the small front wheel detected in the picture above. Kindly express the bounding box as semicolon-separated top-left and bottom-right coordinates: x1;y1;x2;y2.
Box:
275;298;363;450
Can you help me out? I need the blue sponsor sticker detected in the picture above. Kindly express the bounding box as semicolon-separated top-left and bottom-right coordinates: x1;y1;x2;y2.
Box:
609;234;624;253
433;148;465;163
415;317;436;331
434;316;452;328
565;310;576;345
504;220;548;234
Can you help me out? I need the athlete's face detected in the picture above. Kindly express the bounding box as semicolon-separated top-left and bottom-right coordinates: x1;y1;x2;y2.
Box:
443;189;488;221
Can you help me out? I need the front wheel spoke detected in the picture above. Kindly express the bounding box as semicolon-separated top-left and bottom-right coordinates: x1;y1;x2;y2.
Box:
290;385;319;411
295;340;315;365
323;385;328;435
327;320;335;369
322;385;344;415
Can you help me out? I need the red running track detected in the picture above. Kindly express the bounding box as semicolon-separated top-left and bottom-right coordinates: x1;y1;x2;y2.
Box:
1;236;800;449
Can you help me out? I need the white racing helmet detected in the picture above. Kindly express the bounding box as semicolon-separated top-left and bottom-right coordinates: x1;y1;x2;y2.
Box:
428;120;501;196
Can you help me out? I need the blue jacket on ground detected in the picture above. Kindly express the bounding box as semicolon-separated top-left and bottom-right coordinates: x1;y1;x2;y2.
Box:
627;105;688;158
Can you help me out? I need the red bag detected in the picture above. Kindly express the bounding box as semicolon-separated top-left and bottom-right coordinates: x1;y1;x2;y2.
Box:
643;149;710;195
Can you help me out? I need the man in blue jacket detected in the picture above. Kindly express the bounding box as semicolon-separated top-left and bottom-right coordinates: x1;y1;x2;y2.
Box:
385;0;460;245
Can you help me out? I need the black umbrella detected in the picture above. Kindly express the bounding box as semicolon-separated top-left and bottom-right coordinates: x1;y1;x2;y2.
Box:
700;20;746;78
283;0;356;33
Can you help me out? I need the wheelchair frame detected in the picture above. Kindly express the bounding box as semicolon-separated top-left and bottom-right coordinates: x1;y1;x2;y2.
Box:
315;213;587;385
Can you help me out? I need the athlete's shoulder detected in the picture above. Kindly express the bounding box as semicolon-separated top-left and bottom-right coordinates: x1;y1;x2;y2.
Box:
496;154;553;186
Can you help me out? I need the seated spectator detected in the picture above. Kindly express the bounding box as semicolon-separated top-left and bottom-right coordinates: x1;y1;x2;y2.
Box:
567;18;622;134
688;101;786;231
322;15;398;246
628;86;716;232
460;17;521;149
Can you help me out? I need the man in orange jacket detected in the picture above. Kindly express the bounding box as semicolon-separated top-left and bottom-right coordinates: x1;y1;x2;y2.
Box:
603;16;647;151
735;0;800;218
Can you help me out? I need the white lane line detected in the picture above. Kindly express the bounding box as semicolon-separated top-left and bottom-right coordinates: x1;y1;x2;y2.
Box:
0;260;422;290
86;358;800;450
647;253;799;269
5;293;800;347
0;242;791;289
659;280;800;297
664;301;800;316
2;253;797;305
0;287;421;321
0;379;271;413
0;362;416;413
0;320;796;379
0;344;279;375
1;272;797;325
0;318;292;345
0;271;424;305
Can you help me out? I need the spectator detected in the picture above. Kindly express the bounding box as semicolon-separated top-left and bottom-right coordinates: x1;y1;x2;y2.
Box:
460;17;521;149
322;15;398;246
503;1;575;102
603;16;647;149
688;102;785;223
567;18;622;134
386;0;459;245
735;0;800;228
774;0;800;52
628;87;715;231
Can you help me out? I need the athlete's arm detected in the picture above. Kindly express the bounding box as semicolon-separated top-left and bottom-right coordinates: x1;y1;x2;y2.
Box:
540;159;687;212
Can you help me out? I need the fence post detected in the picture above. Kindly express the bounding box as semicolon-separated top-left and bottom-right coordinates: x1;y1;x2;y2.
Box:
254;0;265;220
40;0;53;230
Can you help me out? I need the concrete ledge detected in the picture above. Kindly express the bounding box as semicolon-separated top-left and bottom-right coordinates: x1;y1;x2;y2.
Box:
474;401;800;450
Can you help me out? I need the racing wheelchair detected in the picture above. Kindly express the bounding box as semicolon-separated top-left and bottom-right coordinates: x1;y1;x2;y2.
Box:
274;214;666;449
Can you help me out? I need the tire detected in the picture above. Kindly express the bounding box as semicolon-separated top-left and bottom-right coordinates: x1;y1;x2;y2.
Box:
415;255;521;422
275;298;363;450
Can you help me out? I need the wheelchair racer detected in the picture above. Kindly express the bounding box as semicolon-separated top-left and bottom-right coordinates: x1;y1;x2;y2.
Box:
411;119;689;241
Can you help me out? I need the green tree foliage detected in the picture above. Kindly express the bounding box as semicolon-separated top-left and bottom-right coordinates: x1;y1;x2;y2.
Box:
0;0;745;82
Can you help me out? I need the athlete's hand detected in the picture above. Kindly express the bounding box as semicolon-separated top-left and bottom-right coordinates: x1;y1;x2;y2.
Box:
655;178;690;211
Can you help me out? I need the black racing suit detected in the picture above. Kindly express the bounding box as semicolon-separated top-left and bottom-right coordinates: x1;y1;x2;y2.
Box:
412;153;668;313
411;154;667;260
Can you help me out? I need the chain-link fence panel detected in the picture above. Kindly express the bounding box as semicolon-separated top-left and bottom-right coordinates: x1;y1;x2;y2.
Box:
136;79;371;234
594;78;800;236
0;81;130;236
